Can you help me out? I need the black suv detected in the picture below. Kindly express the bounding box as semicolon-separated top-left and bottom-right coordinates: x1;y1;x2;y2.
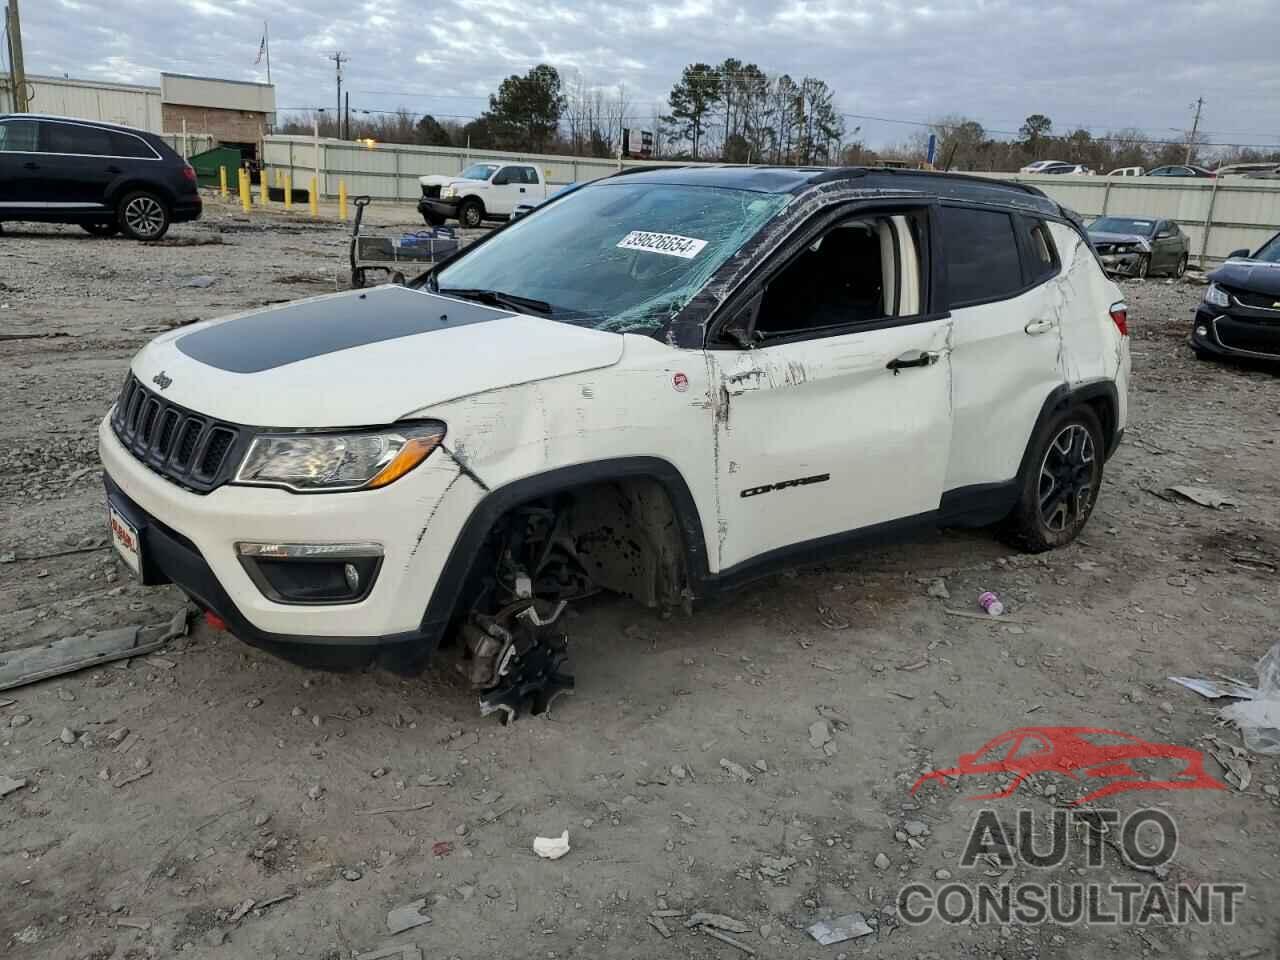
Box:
0;114;202;240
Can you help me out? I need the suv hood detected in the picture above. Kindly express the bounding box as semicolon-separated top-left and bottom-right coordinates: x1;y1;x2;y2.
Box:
129;286;624;427
1209;259;1280;296
420;174;479;189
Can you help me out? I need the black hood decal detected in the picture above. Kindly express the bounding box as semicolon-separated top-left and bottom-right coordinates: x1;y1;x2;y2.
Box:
177;286;511;374
1209;260;1280;298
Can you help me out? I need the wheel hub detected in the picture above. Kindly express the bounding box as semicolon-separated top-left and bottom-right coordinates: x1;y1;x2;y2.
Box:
1038;424;1096;532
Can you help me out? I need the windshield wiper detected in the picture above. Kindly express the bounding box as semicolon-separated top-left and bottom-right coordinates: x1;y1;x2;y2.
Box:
437;287;553;316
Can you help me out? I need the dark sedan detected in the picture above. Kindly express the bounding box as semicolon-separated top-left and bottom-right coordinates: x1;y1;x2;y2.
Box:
1088;216;1190;278
1147;165;1216;178
1191;233;1280;363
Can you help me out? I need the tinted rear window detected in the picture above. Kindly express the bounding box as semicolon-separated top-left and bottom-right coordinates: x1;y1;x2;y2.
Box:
43;122;116;155
109;132;156;158
942;207;1025;306
0;119;38;151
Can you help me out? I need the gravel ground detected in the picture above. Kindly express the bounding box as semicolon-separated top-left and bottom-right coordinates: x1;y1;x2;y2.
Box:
1;196;1278;960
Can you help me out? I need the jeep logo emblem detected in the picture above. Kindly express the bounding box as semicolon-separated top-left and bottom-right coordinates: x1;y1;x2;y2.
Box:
152;371;173;391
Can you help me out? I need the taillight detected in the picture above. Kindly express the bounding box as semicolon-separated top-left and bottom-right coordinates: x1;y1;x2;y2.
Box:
181;164;197;181
1109;301;1129;336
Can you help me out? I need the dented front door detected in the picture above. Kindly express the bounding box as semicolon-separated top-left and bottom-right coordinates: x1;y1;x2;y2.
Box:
707;319;953;572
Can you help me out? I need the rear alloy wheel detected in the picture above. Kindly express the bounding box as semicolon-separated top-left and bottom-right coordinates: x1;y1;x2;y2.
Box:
999;406;1104;553
458;198;484;229
1174;253;1189;278
81;222;120;237
118;190;170;241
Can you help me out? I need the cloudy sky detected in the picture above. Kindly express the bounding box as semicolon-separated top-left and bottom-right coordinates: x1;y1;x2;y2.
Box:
18;0;1280;150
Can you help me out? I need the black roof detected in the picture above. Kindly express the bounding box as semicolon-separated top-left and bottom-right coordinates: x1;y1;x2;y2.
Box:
606;164;1061;216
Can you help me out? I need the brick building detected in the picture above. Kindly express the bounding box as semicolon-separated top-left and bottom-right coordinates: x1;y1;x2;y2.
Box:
160;73;276;159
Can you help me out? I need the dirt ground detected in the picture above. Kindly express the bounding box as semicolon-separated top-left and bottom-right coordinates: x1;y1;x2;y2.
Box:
1;196;1278;960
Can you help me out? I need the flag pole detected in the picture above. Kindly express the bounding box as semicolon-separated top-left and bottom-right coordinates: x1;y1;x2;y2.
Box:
264;21;271;85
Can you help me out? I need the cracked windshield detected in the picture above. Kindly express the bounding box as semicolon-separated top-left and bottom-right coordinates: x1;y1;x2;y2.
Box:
433;181;789;334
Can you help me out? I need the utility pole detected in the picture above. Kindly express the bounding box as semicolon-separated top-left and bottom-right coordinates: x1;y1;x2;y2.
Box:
1185;96;1204;164
329;51;347;139
5;0;30;113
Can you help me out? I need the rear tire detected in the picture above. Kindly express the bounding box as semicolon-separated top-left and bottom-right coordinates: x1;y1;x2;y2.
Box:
999;405;1105;553
1173;253;1189;278
117;190;170;241
1135;255;1150;280
81;222;120;237
458;198;484;229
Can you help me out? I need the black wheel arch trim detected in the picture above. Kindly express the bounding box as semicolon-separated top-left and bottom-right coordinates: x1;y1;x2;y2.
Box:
1019;380;1122;480
418;456;711;638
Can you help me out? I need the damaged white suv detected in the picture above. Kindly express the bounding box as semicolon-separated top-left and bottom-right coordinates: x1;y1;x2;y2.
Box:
100;167;1129;717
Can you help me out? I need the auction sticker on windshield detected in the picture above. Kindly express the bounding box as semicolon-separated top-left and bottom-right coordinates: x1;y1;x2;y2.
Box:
616;231;708;259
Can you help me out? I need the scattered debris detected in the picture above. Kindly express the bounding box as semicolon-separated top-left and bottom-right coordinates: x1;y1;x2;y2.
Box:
356;945;423;960
808;719;833;750
431;841;454;857
943;608;1032;625
816;605;850;630
184;275;218;288
719;758;755;782
685;912;751;934
115;917;153;931
1164;485;1238;509
978;590;1005;616
1169;676;1257;700
361;801;433;816
342;868;363;881
926;578;951;600
0;774;27;798
533;830;570;860
874;852;891;869
58;727;76;745
113;767;153;788
1218;642;1280;755
807;912;874;945
386;898;432;934
647;916;673;939
699;926;756;955
228;899;255;923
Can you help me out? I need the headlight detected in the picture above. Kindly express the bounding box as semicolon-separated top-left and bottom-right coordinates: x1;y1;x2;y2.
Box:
1204;283;1230;309
442;186;457;199
234;422;445;493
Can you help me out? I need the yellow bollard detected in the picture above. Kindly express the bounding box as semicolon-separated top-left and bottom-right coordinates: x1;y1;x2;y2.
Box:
283;174;292;211
309;176;318;219
338;179;347;221
239;169;251;213
219;165;227;198
258;168;269;206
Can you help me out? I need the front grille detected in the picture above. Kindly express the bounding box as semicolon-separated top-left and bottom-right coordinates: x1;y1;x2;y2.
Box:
110;374;246;493
1214;318;1280;357
1094;243;1137;256
421;184;441;200
1223;286;1280;311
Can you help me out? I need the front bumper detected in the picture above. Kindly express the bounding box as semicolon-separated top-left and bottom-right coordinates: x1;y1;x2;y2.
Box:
1191;305;1280;362
418;197;459;220
99;415;483;648
1099;252;1145;277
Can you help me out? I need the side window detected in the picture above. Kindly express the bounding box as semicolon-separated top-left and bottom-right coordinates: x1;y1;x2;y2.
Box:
752;211;925;339
0;119;39;152
109;132;156;159
941;206;1025;307
522;167;539;184
493;166;519;185
1017;215;1059;284
42;122;116;156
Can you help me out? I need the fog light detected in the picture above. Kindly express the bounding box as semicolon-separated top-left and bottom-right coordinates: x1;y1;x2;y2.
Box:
1195;325;1208;337
344;562;360;593
235;542;382;604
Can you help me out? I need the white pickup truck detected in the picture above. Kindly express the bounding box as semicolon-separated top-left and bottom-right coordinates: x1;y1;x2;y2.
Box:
418;162;550;228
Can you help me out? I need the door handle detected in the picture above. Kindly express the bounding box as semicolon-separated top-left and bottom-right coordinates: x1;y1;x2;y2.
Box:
1024;319;1056;336
886;350;941;374
23;161;39;170
519;187;526;192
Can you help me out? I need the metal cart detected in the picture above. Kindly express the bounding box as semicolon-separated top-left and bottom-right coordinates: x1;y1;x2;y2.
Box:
349;195;461;288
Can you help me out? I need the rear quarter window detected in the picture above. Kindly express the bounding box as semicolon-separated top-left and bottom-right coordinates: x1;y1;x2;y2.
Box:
42;121;115;156
941;206;1025;307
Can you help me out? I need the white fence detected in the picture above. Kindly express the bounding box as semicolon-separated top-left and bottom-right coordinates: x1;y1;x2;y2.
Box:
262;135;1280;265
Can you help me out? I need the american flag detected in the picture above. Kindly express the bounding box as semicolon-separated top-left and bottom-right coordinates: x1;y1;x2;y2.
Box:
255;32;267;65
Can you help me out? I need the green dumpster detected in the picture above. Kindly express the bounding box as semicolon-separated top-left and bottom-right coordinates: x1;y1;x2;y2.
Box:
189;146;243;188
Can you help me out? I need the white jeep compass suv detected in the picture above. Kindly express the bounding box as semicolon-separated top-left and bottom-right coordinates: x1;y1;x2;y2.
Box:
100;166;1129;717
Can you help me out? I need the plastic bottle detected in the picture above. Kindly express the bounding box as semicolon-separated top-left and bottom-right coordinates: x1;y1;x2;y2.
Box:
978;591;1004;617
